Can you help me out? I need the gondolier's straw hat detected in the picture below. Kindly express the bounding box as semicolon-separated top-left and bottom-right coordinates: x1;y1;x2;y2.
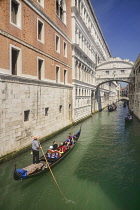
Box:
33;136;38;139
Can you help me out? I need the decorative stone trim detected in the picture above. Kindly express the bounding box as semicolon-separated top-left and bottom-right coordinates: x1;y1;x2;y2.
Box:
0;73;73;89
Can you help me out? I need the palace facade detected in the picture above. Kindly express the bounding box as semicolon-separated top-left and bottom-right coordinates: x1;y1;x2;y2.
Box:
0;0;119;157
131;54;140;119
71;0;119;121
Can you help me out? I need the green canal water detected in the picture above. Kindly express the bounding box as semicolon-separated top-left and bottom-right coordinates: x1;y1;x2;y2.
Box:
0;102;140;210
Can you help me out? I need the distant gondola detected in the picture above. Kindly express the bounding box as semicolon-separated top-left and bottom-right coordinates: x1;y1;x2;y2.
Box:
14;129;81;181
123;104;126;107
123;101;127;107
108;104;117;112
125;114;133;122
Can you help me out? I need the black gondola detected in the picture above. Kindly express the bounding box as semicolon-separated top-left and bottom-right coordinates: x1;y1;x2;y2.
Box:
123;101;127;107
108;104;117;112
14;129;81;181
125;114;133;122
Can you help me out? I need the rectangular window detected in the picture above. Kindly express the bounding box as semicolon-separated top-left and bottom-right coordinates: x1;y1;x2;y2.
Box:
10;0;21;28
37;18;44;43
59;105;62;113
105;71;109;75
56;0;65;22
24;110;30;121
60;2;63;20
38;60;42;80
37;58;44;80
56;66;60;83
121;70;125;74
56;35;60;53
56;0;59;16
11;1;18;24
11;45;22;76
37;0;44;8
63;42;67;57
76;89;77;96
38;21;43;40
12;48;19;75
64;69;67;84
69;104;71;110
45;107;49;116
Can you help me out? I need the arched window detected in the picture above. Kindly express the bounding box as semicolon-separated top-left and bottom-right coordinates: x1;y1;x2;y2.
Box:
56;0;66;24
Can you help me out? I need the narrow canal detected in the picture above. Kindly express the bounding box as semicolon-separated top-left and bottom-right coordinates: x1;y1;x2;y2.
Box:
0;102;140;210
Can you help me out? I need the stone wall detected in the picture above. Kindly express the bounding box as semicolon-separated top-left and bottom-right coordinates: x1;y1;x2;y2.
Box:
131;54;140;120
74;105;91;122
0;75;72;157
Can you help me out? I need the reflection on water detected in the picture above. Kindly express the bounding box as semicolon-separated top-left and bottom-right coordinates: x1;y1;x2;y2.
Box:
0;102;140;210
75;103;140;210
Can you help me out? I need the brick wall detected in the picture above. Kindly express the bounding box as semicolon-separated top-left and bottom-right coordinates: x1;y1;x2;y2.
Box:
0;0;72;82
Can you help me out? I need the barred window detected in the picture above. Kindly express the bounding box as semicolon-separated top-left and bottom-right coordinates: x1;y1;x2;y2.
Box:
45;107;49;116
24;110;30;121
59;105;62;113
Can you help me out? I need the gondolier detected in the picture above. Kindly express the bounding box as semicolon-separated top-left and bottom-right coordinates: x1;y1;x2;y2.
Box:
32;136;41;164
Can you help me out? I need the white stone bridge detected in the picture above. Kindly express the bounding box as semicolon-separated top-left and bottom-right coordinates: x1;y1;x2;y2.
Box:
96;57;134;87
119;96;129;101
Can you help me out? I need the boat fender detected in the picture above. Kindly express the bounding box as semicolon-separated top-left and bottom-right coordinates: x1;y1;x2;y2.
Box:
16;169;27;179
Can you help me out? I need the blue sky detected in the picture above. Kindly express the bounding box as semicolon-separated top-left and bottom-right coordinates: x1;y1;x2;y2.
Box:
91;0;140;62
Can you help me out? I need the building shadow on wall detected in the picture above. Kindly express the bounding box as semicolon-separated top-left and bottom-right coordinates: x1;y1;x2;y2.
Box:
95;87;102;111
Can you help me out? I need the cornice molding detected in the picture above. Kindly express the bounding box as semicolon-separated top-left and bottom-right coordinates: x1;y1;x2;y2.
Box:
73;79;96;89
0;73;73;89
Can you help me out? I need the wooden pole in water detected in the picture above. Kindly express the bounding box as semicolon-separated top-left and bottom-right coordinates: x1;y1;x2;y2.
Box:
39;142;67;202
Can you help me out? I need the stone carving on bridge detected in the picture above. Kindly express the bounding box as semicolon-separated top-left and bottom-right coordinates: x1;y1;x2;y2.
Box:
96;57;134;86
97;57;133;69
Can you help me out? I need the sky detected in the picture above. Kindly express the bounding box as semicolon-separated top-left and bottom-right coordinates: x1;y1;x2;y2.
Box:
91;0;140;62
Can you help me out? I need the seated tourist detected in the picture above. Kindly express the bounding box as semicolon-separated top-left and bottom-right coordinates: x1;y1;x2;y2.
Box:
67;133;72;140
46;146;61;159
73;131;80;140
55;148;61;158
53;141;58;150
59;142;67;153
46;146;53;158
70;137;75;145
65;139;71;148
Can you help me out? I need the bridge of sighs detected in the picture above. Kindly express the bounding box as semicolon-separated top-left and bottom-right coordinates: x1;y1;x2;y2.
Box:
96;57;134;87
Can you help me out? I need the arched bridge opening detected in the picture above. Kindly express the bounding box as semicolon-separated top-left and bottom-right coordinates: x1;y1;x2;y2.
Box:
96;79;131;89
90;57;134;112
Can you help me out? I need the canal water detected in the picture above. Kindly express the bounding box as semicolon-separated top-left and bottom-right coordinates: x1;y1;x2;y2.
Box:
0;102;140;210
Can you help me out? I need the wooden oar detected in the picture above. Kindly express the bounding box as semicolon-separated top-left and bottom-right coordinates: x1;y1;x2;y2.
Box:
39;142;67;202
